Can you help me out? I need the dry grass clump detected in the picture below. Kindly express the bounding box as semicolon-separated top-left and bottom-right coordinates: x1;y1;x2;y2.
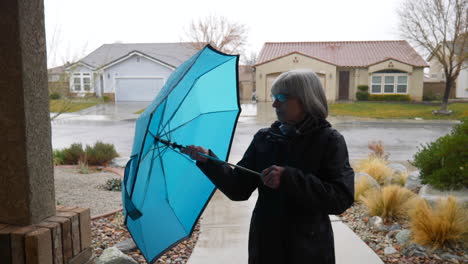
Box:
409;196;468;249
387;171;408;186
355;157;394;185
360;185;417;222
368;140;389;160
355;176;376;201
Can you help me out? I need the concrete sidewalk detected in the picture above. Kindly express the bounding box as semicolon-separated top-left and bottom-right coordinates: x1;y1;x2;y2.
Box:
187;190;383;264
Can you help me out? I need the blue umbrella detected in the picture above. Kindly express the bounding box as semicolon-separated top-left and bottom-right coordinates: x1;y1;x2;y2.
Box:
122;45;241;263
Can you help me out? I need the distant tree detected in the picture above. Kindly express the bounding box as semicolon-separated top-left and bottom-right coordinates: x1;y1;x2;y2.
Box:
398;0;467;113
184;15;248;55
243;51;257;66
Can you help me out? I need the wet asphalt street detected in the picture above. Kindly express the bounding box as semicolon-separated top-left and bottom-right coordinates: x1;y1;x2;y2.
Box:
51;102;457;163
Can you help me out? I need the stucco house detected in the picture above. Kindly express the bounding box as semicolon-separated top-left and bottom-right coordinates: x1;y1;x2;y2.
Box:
426;42;468;99
254;41;428;102
66;43;198;101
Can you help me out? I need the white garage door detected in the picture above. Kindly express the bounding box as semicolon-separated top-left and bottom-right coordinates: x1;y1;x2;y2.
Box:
115;78;164;102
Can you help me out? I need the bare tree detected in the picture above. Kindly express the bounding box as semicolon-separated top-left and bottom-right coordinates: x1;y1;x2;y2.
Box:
398;0;467;113
184;15;248;55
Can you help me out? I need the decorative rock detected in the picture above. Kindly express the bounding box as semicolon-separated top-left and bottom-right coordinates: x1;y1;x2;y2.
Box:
388;163;408;175
388;223;401;232
401;243;428;258
384;246;398;255
396;229;411;245
441;253;461;261
114;238;137;253
405;171;422;191
419;185;468;208
355;172;380;189
369;216;382;227
94;247;138;264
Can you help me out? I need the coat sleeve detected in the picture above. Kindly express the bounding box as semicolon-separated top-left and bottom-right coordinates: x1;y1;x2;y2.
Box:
279;130;355;215
196;135;261;201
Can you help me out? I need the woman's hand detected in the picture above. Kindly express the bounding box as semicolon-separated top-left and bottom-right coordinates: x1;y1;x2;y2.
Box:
261;165;284;189
182;145;209;163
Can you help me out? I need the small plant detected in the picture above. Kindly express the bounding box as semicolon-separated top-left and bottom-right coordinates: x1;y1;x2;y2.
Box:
354;176;376;201
102;95;111;102
368;94;411;101
53;149;65;165
102;178;122;192
49;92;61;100
85;141;119;166
368;140;389;160
63;143;85;164
360;185;416;223
409;196;468;249
355;157;393;185
356;85;369;101
412;119;468;190
78;155;89;174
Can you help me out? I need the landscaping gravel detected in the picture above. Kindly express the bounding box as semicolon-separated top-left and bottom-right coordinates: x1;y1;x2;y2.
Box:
341;203;467;264
54;167;123;217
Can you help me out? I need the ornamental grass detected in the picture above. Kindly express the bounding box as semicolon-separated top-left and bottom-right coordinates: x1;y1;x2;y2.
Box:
409;196;468;249
360;185;416;222
355;157;393;185
354;176;376;201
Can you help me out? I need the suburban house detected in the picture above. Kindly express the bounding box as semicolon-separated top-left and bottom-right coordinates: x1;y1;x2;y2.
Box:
254;41;429;102
66;43;198;101
426;42;468;99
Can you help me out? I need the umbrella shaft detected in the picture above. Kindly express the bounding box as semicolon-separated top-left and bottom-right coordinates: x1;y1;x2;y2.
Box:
198;153;262;177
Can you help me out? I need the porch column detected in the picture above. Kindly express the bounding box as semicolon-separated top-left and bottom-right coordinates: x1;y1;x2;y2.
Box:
0;0;55;226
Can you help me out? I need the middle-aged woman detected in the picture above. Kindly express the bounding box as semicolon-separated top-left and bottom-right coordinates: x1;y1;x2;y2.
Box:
183;69;355;264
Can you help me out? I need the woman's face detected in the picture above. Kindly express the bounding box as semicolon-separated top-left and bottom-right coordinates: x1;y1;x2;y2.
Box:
272;94;306;124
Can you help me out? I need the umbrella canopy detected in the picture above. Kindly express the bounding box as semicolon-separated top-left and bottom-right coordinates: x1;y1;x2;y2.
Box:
123;45;240;263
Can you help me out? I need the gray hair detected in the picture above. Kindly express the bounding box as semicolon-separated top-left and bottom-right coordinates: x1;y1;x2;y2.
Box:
271;69;328;119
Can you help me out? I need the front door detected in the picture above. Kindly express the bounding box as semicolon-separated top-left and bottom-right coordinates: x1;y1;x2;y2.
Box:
339;71;350;100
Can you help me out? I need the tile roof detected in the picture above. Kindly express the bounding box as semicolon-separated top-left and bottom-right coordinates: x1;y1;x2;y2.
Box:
256;41;428;67
80;42;198;69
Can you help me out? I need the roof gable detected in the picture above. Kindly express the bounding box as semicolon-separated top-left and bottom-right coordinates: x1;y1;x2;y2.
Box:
78;42;198;69
256;41;428;67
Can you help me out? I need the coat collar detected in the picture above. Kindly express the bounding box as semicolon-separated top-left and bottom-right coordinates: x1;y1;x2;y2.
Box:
270;116;331;138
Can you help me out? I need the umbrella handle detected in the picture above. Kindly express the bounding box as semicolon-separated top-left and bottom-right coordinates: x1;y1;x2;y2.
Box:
197;152;262;178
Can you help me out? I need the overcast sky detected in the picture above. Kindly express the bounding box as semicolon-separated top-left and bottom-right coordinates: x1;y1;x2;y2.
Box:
44;0;406;67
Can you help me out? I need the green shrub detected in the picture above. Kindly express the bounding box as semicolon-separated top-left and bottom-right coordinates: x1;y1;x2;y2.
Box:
53;149;65;165
423;92;443;102
101;178;122;192
85;141;119;166
356;85;370;101
368;94;411;101
412;119;468;190
357;85;369;92
102;95;111;102
49;92;61;100
62;143;85;164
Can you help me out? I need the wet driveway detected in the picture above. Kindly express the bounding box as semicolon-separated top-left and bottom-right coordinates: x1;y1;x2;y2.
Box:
51;102;457;163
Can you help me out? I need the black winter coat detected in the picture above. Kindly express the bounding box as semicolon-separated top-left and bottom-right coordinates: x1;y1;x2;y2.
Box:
197;119;355;264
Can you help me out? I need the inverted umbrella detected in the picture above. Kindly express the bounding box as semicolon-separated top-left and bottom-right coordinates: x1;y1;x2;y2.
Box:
122;45;241;263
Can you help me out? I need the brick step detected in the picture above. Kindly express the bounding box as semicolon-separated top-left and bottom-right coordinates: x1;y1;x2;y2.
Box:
0;207;92;264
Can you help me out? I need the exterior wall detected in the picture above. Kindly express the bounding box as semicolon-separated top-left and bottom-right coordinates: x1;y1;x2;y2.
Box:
408;69;425;101
255;53;337;102
239;81;255;101
102;55;174;94
456;63;468;98
427;57;445;82
423;82;456;99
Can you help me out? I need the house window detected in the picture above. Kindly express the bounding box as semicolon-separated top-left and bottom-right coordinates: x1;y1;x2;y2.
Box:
370;73;408;94
72;73;92;92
